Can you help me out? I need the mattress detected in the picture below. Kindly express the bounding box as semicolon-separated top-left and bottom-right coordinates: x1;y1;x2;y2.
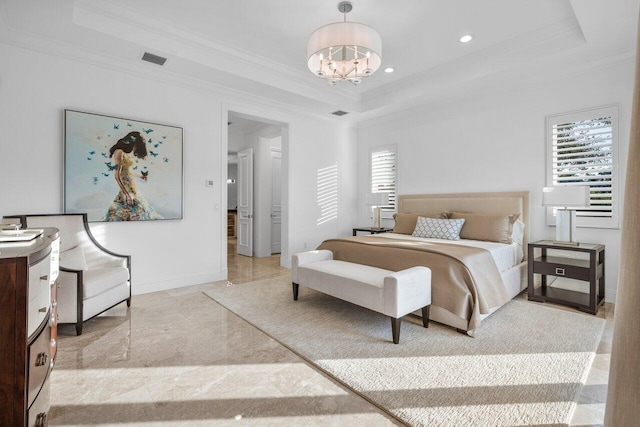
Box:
375;232;522;273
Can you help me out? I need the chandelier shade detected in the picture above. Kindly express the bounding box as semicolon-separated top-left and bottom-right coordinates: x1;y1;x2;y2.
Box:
307;3;382;85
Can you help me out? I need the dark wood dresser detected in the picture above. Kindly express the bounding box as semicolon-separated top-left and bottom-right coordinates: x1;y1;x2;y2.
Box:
0;228;59;426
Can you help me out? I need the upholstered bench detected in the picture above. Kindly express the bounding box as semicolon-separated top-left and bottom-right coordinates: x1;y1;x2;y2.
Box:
292;250;431;344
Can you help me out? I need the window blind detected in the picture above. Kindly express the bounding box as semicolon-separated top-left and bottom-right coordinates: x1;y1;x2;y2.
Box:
371;147;396;212
547;105;619;228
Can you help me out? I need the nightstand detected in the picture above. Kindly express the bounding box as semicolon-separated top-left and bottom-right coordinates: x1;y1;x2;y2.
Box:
352;227;393;236
527;240;605;314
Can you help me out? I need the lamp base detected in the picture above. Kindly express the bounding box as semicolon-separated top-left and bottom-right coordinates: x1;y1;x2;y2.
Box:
373;207;381;229
555;209;578;245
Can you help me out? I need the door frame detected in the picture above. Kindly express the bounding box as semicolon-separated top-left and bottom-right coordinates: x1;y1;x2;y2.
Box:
221;106;290;274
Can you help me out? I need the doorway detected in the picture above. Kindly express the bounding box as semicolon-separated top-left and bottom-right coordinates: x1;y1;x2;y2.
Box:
226;111;287;264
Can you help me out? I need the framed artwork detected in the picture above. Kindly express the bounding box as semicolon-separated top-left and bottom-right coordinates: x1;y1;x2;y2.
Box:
64;109;183;222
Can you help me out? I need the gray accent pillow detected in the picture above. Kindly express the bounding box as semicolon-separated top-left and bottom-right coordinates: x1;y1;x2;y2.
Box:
412;217;466;240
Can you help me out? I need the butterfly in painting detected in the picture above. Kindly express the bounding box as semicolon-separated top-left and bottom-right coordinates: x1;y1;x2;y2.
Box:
92;177;98;185
127;122;133;127
114;124;119;130
142;128;154;134
96;136;102;140
101;152;108;158
89;150;95;156
163;157;169;163
102;172;110;177
105;162;117;171
150;151;159;157
154;143;159;148
87;157;92;161
141;170;149;179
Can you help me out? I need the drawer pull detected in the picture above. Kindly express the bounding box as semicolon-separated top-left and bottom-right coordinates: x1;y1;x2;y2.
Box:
555;268;565;276
35;412;48;427
35;352;48;367
39;307;47;313
40;275;48;281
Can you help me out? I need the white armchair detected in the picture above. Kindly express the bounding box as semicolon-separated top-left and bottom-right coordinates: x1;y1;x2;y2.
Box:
4;213;131;335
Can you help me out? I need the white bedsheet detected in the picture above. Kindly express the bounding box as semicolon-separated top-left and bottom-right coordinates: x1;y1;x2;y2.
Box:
376;233;522;273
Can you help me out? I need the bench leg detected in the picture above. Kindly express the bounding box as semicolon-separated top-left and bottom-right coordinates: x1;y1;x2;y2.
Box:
391;317;401;344
292;283;299;301
421;305;430;328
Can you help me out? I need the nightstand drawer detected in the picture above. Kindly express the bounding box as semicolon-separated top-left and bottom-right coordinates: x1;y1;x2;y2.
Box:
532;259;590;281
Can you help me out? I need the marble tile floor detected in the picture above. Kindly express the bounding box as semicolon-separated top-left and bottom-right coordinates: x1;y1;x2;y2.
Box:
49;249;614;426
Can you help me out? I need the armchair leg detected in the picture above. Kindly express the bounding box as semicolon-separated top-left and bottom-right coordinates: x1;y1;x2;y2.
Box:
75;322;83;336
127;297;132;307
292;283;299;301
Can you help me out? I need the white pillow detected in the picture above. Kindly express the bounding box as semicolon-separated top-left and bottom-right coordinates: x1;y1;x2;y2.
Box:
60;245;87;271
512;220;525;247
412;217;466;240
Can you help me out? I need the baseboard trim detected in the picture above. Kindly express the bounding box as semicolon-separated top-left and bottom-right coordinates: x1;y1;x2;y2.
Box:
133;271;227;295
605;289;617;304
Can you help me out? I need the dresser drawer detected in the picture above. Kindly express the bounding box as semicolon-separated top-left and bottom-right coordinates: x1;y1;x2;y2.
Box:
28;374;50;427
50;282;58;364
49;237;60;285
28;256;51;338
27;325;51;408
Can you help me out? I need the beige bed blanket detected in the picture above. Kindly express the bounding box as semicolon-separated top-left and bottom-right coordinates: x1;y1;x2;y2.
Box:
317;236;509;330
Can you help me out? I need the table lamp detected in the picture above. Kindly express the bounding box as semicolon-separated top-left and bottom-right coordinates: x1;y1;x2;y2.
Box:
366;192;389;229
542;185;591;246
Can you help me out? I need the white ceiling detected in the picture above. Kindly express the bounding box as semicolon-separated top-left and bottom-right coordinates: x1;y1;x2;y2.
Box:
1;0;638;121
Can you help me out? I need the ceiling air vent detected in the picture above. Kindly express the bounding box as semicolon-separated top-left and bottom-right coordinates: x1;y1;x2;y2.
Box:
141;52;167;66
331;110;349;116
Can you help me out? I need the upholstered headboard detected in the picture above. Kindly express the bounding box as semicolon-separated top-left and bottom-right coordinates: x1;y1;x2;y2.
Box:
397;191;530;259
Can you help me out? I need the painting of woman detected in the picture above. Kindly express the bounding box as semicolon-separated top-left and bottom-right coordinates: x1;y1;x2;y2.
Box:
104;131;163;221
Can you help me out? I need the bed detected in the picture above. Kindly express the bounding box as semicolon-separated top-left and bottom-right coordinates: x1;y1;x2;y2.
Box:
317;191;530;333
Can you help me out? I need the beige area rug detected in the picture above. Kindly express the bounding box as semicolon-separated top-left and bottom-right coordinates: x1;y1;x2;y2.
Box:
204;277;605;427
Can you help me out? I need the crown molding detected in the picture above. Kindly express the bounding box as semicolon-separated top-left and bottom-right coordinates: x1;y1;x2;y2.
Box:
356;50;635;130
0;28;348;125
73;0;360;106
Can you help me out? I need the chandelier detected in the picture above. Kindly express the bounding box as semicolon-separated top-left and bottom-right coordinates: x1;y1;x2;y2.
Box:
307;1;382;85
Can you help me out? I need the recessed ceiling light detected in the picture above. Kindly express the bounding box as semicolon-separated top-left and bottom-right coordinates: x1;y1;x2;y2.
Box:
384;67;395;73
459;34;473;43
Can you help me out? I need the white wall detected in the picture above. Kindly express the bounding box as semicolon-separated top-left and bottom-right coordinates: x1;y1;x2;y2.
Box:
357;59;634;302
0;41;357;293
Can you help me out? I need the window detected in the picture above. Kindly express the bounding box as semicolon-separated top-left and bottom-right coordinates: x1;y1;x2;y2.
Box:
546;105;619;228
370;145;396;215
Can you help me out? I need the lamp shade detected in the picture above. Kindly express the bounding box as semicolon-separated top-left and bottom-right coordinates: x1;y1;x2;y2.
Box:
366;192;389;206
542;186;591;207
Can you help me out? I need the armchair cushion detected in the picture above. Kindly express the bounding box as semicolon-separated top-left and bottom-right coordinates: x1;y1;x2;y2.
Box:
83;267;130;299
60;245;87;271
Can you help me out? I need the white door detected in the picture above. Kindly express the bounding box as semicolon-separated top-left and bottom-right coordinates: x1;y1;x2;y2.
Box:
237;148;253;257
271;149;282;254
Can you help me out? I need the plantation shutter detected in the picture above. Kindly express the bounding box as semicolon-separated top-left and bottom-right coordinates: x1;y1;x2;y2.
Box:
371;146;396;213
547;105;619;228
